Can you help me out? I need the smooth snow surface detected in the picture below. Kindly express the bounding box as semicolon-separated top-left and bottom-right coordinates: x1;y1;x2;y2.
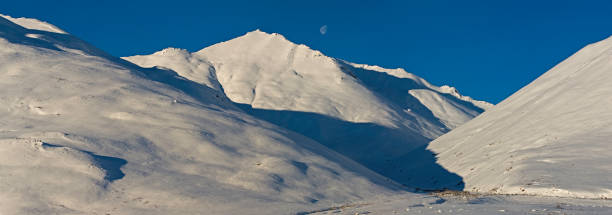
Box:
0;14;404;214
428;36;612;198
125;29;491;189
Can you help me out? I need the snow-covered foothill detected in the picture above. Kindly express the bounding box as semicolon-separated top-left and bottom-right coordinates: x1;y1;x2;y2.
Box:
427;35;612;198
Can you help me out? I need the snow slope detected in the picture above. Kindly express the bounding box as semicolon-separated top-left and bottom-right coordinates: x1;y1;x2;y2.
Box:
0;14;404;214
427;35;612;198
124;30;491;189
0;14;66;34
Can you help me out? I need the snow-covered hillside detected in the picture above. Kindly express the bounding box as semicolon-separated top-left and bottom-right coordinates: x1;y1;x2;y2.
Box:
0;14;406;214
125;30;491;189
426;36;612;198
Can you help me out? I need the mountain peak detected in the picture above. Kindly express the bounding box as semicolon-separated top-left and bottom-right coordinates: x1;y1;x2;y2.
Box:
153;47;190;57
125;28;492;190
245;29;289;40
203;29;299;53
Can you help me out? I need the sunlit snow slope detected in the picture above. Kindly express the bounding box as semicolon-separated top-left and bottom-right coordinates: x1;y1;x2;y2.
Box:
427;36;612;198
0;14;402;214
125;30;492;189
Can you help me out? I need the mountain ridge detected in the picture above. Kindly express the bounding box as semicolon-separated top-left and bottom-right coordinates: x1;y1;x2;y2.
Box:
125;29;490;189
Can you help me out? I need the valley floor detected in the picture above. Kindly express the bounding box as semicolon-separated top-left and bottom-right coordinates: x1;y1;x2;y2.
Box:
298;192;612;215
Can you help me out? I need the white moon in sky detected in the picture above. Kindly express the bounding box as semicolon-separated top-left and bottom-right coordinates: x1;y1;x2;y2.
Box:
320;25;328;35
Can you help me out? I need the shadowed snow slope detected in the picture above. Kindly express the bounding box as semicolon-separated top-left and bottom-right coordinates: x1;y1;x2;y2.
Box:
124;30;491;189
0;14;405;214
426;36;612;198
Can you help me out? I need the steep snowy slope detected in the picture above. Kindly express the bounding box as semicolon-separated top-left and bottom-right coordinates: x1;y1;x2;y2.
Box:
427;36;612;198
125;30;491;189
0;14;402;214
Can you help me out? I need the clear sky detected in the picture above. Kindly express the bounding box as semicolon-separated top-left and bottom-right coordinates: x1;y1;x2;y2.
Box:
4;0;612;103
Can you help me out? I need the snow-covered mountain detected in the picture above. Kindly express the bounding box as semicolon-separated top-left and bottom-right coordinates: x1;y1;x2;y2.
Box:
0;14;407;214
425;36;612;198
3;11;611;215
125;30;491;188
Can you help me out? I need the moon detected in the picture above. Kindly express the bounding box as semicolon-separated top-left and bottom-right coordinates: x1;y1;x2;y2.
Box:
319;25;328;35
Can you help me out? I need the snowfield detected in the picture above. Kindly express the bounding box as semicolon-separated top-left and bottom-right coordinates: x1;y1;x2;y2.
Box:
1;12;611;214
301;192;612;215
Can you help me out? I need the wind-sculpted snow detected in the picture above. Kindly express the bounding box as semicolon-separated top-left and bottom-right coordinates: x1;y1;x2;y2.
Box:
0;14;403;214
426;35;612;198
125;30;490;189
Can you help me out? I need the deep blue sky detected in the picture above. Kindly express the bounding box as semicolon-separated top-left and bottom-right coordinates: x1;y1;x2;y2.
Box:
4;0;612;103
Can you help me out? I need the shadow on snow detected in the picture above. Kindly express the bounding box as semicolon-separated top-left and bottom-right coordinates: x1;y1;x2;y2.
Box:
236;104;465;191
42;143;127;182
138;59;465;192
